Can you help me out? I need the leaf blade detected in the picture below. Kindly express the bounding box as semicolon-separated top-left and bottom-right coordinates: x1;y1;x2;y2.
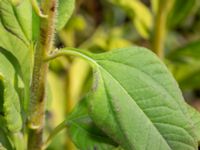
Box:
60;47;198;149
56;0;75;31
0;74;22;132
68;99;120;150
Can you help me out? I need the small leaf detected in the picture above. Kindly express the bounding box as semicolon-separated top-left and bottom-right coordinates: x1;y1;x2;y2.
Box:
67;98;120;150
56;0;75;31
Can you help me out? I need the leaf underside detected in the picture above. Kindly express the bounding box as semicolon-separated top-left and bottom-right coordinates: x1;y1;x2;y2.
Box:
78;47;199;150
67;98;120;150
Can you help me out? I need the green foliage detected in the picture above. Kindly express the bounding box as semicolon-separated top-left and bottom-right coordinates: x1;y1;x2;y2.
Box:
0;0;200;150
109;0;152;38
67;99;119;149
0;117;13;150
167;41;200;89
0;0;33;111
0;74;22;132
167;0;196;28
57;0;75;30
186;104;200;142
65;47;199;149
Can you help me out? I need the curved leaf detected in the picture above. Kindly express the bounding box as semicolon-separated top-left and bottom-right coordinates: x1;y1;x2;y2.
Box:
0;0;31;44
0;50;23;132
0;1;33;109
58;47;198;149
57;0;75;31
68;98;120;150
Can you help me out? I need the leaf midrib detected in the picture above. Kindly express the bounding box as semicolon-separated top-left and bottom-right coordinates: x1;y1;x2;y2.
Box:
98;66;172;150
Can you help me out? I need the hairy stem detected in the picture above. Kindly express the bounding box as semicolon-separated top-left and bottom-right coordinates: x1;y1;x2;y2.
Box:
28;0;57;149
152;0;172;58
44;48;96;67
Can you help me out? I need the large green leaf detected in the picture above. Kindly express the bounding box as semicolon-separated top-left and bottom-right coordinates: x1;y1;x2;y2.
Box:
67;98;120;150
186;104;200;142
167;41;200;89
56;0;75;31
57;47;198;149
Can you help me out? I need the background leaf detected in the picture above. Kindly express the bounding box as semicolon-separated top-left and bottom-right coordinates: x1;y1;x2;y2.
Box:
167;41;200;89
67;98;120;150
57;0;75;31
109;0;152;38
167;0;196;28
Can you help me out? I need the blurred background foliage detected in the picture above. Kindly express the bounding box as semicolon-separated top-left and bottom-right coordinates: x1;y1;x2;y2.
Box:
46;0;200;149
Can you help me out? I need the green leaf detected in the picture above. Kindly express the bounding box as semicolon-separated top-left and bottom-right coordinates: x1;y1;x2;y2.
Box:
56;0;75;31
167;41;200;89
57;47;198;149
0;0;33;109
167;41;200;61
167;0;196;28
67;98;120;150
0;74;22;132
0;49;23;132
186;104;200;142
0;0;32;44
0;117;13;150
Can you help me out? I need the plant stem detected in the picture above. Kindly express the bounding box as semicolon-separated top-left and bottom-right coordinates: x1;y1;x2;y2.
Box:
152;0;172;58
28;0;57;149
42;121;67;149
44;48;96;67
